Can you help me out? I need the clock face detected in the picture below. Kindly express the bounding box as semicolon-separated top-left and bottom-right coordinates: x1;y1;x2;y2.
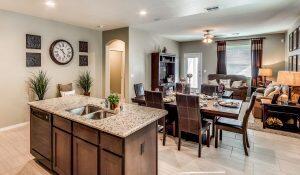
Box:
49;40;74;65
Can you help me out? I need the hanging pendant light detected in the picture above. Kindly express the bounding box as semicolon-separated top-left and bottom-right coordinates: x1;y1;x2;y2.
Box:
203;30;214;43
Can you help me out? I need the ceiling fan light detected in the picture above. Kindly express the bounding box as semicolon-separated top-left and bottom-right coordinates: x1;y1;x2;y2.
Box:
207;38;213;43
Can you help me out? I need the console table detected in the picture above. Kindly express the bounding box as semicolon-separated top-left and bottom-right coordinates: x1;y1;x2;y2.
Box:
262;100;300;133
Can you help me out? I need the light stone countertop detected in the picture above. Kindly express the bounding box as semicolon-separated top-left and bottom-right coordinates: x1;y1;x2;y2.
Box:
28;96;168;138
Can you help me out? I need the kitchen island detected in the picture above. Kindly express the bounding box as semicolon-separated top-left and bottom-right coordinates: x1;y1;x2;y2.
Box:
28;96;167;175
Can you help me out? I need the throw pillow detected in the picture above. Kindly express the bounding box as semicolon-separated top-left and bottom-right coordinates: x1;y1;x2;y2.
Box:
60;90;76;97
231;81;242;88
208;79;219;86
219;79;231;89
281;85;289;95
264;86;275;97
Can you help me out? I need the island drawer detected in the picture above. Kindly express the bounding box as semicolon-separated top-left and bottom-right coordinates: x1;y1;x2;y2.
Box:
73;123;99;145
53;115;72;133
100;132;123;156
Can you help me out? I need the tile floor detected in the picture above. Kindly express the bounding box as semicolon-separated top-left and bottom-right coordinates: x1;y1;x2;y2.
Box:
0;123;300;175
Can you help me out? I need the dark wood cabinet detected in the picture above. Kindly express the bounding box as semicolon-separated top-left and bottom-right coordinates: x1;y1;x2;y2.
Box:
53;128;72;175
151;52;176;91
100;150;122;175
73;137;99;175
30;107;52;170
30;107;159;175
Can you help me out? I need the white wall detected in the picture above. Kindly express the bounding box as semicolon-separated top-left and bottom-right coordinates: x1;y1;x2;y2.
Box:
129;28;179;99
0;10;102;128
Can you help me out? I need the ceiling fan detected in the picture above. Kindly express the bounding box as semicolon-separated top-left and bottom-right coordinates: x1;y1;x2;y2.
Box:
203;30;214;43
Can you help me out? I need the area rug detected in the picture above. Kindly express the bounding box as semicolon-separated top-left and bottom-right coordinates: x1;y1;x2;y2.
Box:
240;102;300;139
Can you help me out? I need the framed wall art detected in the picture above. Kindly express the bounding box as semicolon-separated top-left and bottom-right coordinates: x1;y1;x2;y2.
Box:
79;41;88;53
288;56;293;71
293;29;299;50
26;34;41;49
297;55;300;72
293;55;297;71
26;52;41;67
289;33;293;52
79;55;88;66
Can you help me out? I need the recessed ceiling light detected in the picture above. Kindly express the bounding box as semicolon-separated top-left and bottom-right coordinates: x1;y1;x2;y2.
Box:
97;25;105;28
139;10;147;16
45;1;56;8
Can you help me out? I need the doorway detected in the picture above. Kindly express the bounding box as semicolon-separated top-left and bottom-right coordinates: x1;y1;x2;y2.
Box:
105;40;125;98
184;53;203;91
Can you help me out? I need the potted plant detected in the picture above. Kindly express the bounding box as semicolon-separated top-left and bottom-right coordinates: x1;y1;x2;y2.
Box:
107;93;120;110
77;71;93;96
29;70;50;101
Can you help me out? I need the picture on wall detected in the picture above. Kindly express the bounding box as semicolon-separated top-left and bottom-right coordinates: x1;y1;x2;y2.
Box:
298;26;300;49
79;55;88;66
293;29;298;50
26;52;41;67
289;33;293;52
79;41;88;53
26;34;41;49
298;55;300;72
288;56;293;71
293;55;297;71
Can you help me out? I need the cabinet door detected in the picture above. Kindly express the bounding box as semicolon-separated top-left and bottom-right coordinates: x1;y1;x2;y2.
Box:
73;137;98;175
53;128;72;175
100;150;122;175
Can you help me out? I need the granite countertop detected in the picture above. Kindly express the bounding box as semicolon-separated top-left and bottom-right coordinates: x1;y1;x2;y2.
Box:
28;96;167;138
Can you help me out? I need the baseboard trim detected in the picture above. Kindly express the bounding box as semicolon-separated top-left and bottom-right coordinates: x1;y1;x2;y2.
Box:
0;122;29;132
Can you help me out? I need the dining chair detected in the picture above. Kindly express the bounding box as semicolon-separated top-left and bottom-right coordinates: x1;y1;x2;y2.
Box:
144;90;166;146
176;94;211;157
215;94;256;156
176;83;184;93
134;83;145;97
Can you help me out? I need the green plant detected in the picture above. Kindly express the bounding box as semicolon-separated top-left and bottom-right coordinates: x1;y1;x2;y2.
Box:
107;93;120;105
77;71;93;93
29;70;50;100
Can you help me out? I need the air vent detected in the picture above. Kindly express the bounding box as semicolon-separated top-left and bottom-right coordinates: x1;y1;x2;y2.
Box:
205;6;219;12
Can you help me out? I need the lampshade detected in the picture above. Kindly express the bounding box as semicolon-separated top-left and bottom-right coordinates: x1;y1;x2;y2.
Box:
277;71;300;86
258;68;272;77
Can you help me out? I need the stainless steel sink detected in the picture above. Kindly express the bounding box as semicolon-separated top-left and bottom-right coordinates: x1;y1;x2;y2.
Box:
66;105;101;116
84;110;114;120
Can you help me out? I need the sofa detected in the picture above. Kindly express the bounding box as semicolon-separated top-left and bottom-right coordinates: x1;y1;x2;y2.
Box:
201;74;248;101
252;85;299;119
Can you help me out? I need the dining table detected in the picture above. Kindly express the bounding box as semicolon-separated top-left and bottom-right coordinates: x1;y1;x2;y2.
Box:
131;94;243;139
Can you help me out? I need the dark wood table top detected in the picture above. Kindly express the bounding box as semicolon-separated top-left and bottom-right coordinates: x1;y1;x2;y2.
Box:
131;96;243;119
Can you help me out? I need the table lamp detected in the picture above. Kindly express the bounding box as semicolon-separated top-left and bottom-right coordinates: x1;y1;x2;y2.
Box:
258;68;272;86
277;71;300;103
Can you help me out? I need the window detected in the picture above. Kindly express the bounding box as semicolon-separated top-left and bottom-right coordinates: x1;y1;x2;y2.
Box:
226;40;251;77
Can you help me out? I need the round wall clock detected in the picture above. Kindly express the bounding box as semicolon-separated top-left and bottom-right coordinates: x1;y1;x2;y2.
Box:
49;40;74;65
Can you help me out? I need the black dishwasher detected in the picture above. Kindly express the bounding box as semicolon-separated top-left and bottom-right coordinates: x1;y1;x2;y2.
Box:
30;107;52;170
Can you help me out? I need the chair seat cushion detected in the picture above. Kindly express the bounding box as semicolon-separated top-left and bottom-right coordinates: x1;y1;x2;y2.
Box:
215;117;242;129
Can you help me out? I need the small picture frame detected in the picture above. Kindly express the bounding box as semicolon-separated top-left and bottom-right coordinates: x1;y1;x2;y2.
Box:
26;52;41;67
298;26;300;49
293;29;298;50
79;55;88;66
296;55;300;72
288;56;293;71
26;34;41;49
293;55;297;71
79;41;88;53
289;33;293;52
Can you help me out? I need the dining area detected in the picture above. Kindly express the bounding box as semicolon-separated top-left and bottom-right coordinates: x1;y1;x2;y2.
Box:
132;83;256;157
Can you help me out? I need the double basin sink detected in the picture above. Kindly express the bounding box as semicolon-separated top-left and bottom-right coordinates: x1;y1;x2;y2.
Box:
66;105;114;120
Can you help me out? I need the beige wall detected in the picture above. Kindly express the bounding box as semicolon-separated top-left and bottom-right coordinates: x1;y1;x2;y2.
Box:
179;33;286;83
0;10;102;128
129;28;179;99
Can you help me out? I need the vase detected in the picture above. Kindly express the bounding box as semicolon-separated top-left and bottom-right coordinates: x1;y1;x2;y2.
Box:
110;103;118;110
84;92;90;96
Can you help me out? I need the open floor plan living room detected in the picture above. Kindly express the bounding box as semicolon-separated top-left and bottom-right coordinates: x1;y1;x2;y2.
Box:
0;0;300;175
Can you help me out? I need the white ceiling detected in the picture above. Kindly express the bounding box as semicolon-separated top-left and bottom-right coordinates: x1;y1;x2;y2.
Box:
0;0;299;41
